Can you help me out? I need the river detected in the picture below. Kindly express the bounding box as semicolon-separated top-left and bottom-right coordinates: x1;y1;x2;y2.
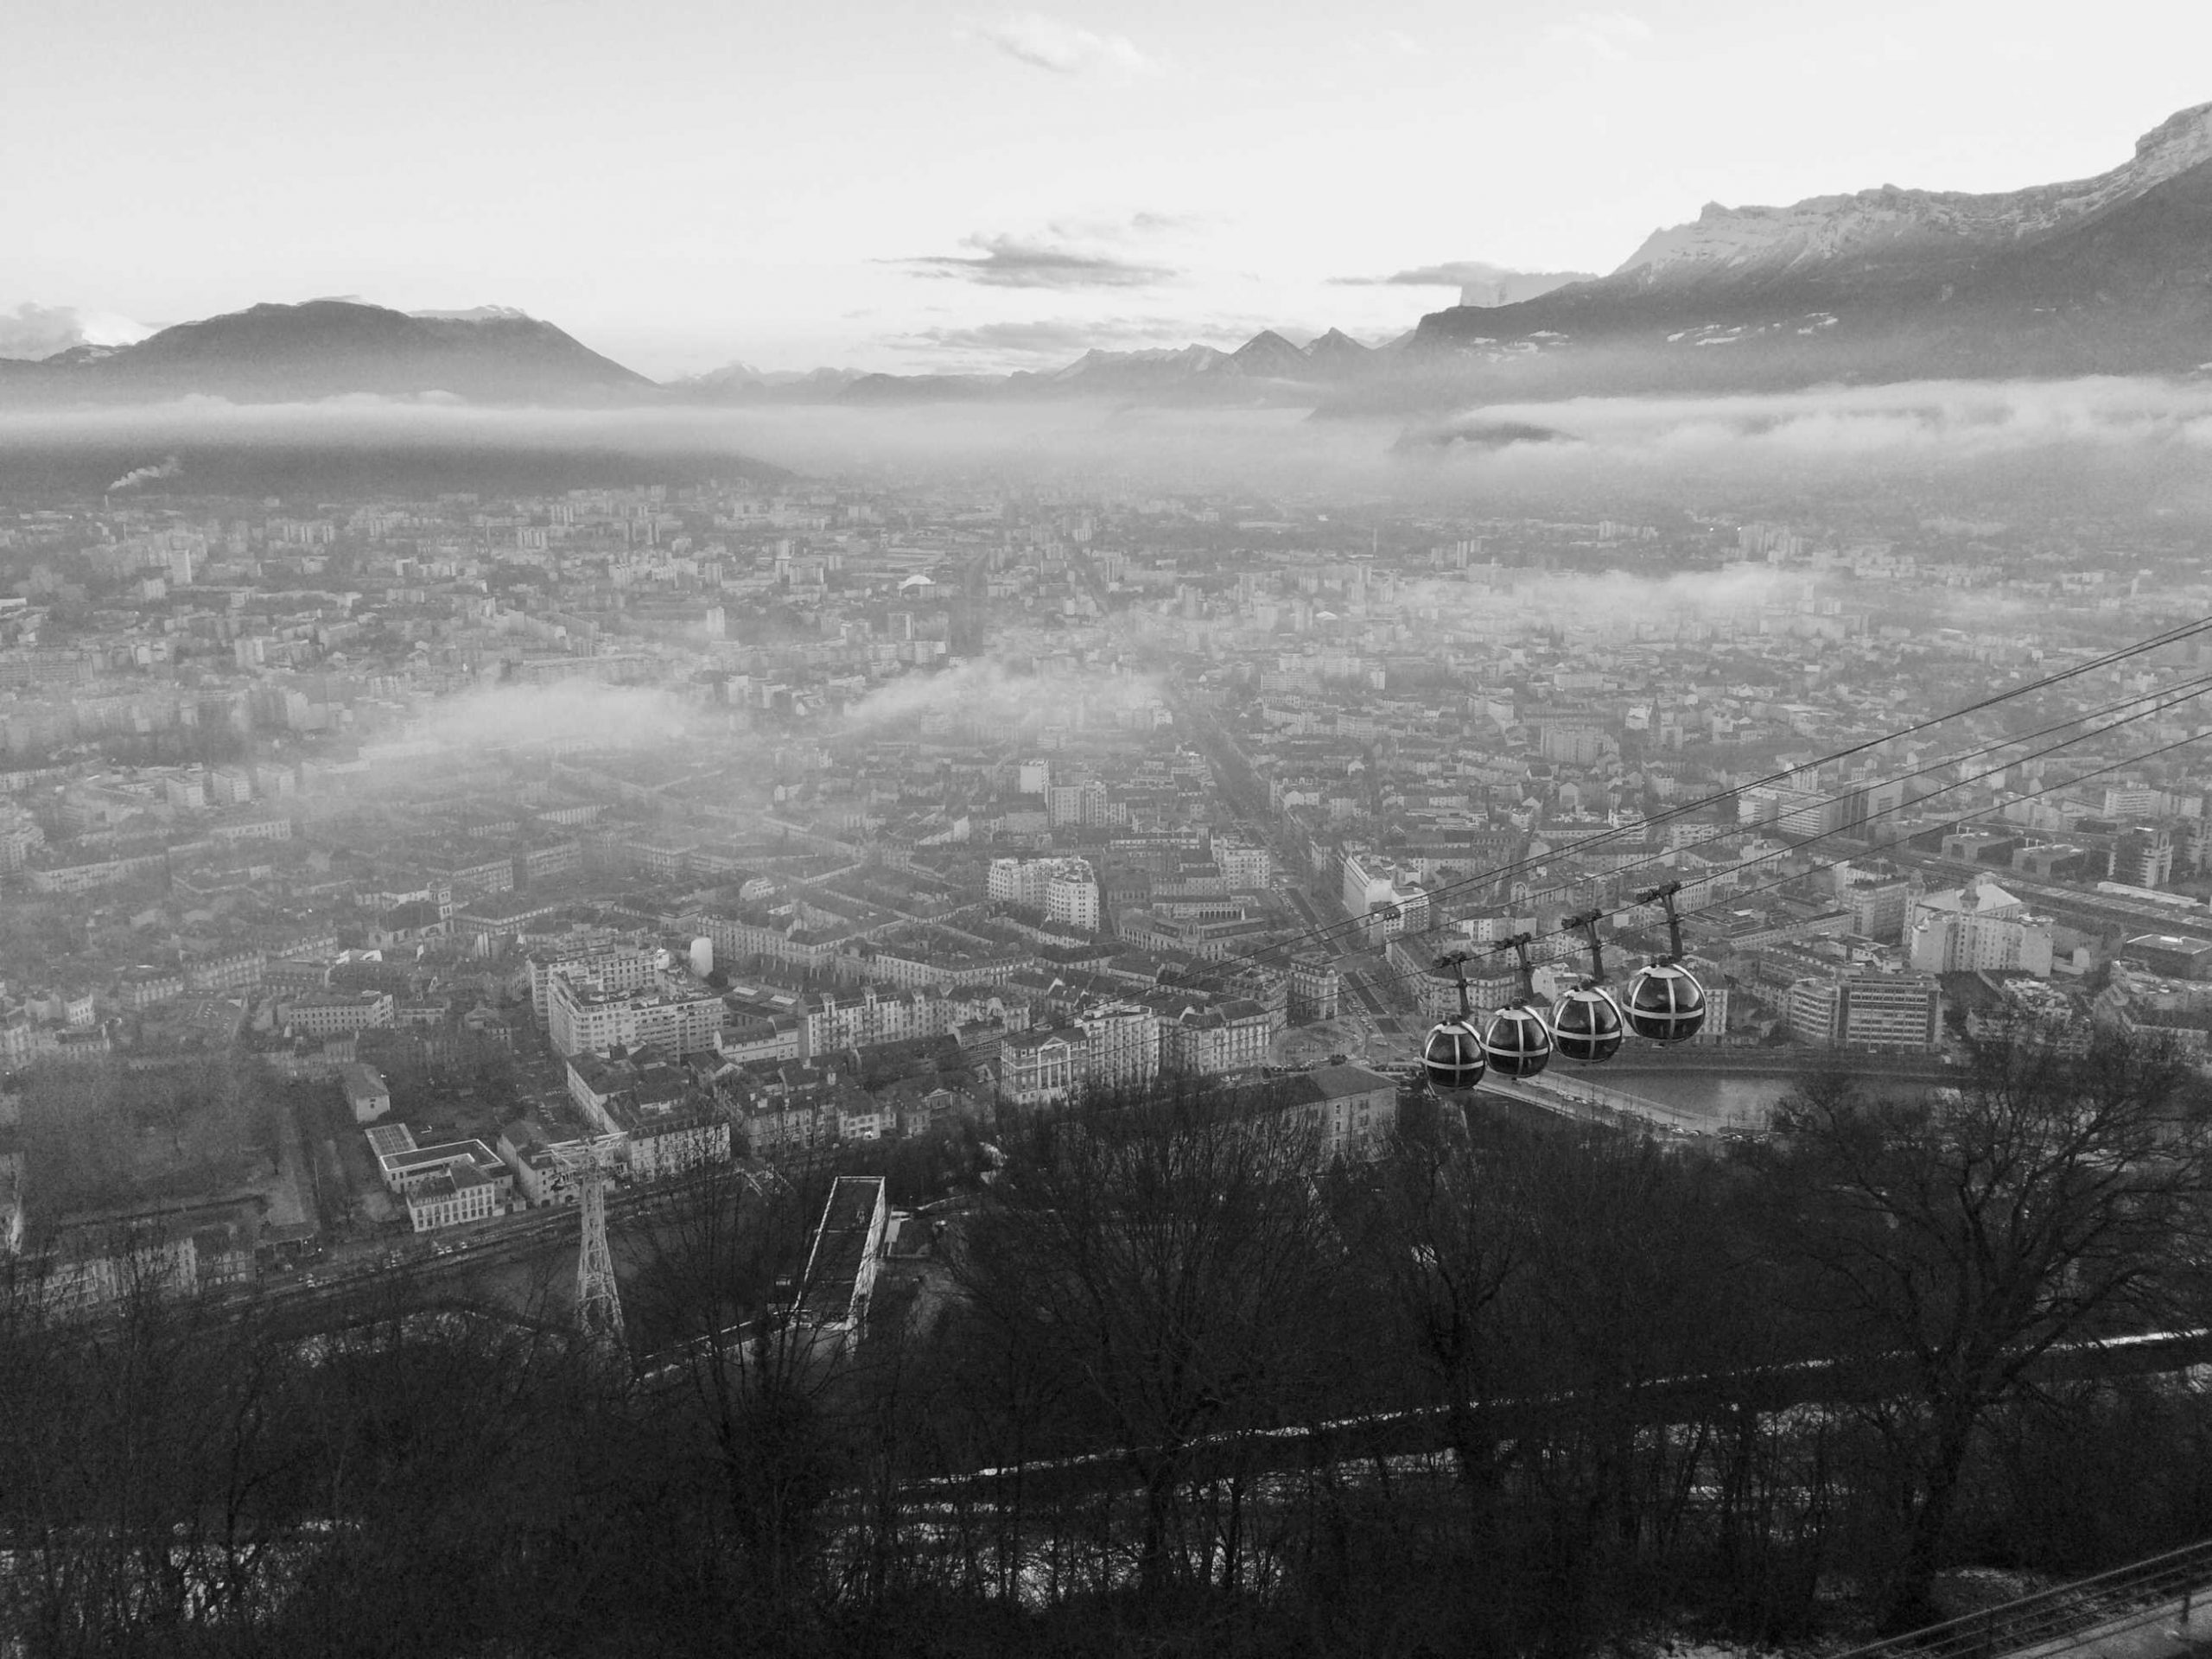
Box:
1588;1070;1801;1131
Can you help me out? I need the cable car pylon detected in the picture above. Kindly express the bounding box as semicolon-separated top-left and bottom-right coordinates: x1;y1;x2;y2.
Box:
551;1134;628;1363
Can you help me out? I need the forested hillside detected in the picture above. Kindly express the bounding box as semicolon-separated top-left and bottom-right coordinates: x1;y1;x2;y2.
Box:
5;1035;2210;1657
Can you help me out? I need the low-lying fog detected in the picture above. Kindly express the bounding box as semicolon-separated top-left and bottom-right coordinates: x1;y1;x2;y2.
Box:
8;375;2212;514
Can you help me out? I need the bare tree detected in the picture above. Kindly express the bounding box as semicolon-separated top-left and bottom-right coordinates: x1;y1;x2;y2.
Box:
1767;1029;2212;1630
1349;1108;1529;1553
953;1077;1333;1600
627;1164;854;1623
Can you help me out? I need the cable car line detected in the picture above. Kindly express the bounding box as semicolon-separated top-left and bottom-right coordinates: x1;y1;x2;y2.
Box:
1400;715;2212;1000
1407;721;2212;1090
1211;613;2212;976
1443;668;2212;959
1415;668;2212;960
1244;661;2212;984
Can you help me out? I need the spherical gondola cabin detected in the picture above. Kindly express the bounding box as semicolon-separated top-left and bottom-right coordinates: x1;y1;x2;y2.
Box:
1421;1015;1487;1092
1551;982;1624;1065
1481;1002;1553;1079
1623;882;1707;1046
1623;962;1706;1046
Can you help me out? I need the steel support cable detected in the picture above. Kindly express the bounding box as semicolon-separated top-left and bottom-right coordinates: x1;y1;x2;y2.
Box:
1359;714;2212;1001
1202;613;2212;975
1437;668;2212;944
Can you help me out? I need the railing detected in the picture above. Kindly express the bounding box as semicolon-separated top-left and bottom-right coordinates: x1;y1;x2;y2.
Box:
1828;1537;2212;1659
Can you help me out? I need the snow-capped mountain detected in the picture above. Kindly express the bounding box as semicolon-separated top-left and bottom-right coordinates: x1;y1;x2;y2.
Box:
1614;102;2212;290
1375;99;2212;409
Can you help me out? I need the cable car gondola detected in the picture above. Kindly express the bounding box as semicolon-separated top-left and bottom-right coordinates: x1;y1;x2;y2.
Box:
1624;881;1707;1046
1551;909;1625;1065
1421;953;1487;1092
1481;933;1554;1080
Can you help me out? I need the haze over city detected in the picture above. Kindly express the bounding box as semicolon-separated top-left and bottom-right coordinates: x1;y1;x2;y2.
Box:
13;7;2212;1658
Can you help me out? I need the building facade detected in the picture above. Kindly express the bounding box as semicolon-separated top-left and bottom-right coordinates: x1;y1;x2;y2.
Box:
1788;970;1943;1052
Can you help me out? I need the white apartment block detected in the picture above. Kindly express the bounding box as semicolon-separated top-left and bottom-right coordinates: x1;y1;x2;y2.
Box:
496;1122;573;1207
546;967;725;1059
806;983;949;1054
1046;869;1102;932
527;938;657;1024
1907;879;2055;977
405;1167;500;1232
374;1135;512;1231
1341;853;1429;944
988;855;1103;932
1076;1002;1160;1090
1789;971;1942;1052
988;855;1095;908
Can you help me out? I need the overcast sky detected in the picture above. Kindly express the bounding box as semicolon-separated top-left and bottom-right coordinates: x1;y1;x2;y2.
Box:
4;0;2209;379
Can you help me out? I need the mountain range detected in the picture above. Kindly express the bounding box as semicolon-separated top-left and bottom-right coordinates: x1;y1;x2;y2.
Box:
6;99;2211;413
1371;99;2212;409
0;299;655;405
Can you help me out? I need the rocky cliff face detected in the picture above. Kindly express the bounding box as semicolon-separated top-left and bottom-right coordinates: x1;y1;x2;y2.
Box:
1612;102;2212;290
1377;101;2212;410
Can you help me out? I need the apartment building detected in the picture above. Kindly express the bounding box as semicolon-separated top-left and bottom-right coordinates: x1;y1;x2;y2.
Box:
1279;1063;1398;1161
1788;970;1943;1052
1000;1027;1081;1108
340;1063;391;1123
1906;880;2055;976
1341;851;1429;944
1159;997;1275;1076
526;937;656;1024
404;1166;501;1232
628;1110;733;1182
1076;1001;1160;1091
496;1120;573;1207
278;990;394;1038
546;967;725;1059
373;1134;512;1231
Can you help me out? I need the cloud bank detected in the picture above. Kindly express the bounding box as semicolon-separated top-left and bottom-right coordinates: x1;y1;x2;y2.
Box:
893;234;1179;290
1333;262;1521;289
11;375;2212;511
1433;376;2212;471
0;302;154;361
1330;262;1598;303
845;645;1163;732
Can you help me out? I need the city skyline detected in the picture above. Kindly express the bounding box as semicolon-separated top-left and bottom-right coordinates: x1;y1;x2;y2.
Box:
14;6;2212;1648
6;0;2212;377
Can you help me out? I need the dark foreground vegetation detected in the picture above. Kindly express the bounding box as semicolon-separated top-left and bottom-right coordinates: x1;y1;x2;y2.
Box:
6;1032;2212;1658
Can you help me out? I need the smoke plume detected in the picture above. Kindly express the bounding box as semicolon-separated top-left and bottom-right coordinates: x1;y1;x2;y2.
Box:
106;454;181;491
